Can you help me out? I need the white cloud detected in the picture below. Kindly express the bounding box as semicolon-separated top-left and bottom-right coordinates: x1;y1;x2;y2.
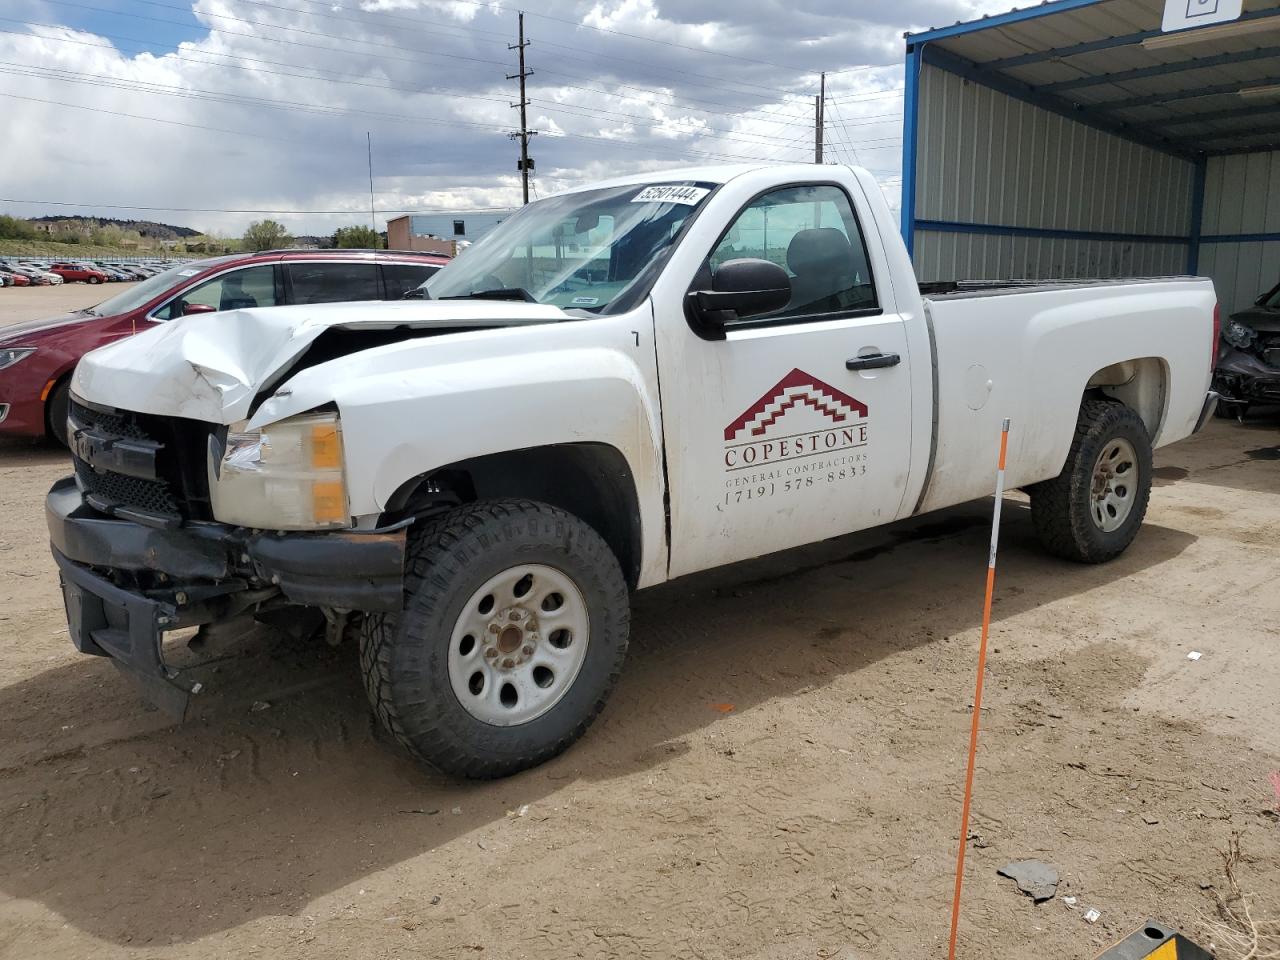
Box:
0;0;1020;236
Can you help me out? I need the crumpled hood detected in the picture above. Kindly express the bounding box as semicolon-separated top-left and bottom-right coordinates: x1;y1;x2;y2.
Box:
0;310;96;342
72;299;569;424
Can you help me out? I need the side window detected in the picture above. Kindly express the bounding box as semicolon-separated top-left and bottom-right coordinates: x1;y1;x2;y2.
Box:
156;265;278;320
287;262;380;305
708;184;877;323
382;262;441;299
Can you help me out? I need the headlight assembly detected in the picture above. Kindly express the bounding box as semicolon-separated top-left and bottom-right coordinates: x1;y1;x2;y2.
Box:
0;347;35;370
1223;319;1257;349
209;412;349;530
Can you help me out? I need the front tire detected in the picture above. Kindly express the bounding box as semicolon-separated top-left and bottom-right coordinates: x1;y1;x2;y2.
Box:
46;380;70;447
359;500;629;778
1029;398;1153;563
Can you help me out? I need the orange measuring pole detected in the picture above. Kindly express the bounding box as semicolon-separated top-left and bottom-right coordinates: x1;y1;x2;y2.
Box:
947;417;1010;960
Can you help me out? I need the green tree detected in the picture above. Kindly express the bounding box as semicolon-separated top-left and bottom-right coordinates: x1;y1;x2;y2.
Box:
333;225;380;249
242;219;291;251
0;215;36;240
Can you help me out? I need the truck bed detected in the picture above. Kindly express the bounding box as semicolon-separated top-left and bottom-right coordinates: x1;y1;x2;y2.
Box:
919;276;1198;301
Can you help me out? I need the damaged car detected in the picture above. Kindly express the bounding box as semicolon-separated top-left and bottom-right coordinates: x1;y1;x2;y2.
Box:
1214;284;1280;417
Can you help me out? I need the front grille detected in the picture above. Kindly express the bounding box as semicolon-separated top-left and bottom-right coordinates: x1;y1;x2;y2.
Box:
68;398;214;523
73;455;179;516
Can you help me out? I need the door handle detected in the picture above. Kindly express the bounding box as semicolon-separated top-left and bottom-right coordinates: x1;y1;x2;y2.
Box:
846;352;901;371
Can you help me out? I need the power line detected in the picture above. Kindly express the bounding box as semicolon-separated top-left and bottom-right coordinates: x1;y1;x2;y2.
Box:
0;51;829;152
41;0;809;103
0;23;818;139
0;197;515;215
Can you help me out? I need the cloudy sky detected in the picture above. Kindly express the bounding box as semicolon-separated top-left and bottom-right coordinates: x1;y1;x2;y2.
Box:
2;0;1013;237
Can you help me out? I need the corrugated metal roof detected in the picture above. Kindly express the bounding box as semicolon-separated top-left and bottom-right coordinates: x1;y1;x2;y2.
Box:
910;0;1280;155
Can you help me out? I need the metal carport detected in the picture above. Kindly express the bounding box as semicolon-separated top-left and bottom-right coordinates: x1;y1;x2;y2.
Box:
901;0;1280;313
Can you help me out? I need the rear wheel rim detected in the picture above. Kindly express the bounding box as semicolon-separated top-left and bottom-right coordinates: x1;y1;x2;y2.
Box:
1090;437;1138;532
447;563;590;726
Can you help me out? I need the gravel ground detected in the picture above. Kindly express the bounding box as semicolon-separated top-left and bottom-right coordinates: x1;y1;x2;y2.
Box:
0;283;1277;959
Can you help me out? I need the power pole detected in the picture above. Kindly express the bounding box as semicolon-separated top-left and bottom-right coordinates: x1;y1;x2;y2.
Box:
508;11;536;205
366;131;376;234
814;72;826;163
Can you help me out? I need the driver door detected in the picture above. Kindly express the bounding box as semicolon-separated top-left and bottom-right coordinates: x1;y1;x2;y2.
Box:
655;181;914;578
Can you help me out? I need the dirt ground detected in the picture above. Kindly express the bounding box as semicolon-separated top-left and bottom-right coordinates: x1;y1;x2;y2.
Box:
0;282;133;328
1;286;1277;959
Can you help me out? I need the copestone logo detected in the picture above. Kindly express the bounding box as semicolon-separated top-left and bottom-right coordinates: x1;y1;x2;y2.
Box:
719;368;871;508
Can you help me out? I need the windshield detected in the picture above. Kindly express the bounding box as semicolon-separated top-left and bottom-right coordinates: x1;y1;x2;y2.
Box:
425;181;716;311
88;258;232;316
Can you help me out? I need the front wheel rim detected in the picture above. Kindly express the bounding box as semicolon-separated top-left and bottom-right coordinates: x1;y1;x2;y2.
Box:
447;563;590;726
1090;437;1138;532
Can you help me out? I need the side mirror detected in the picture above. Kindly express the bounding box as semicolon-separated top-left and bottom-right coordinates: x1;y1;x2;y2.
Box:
182;303;217;317
685;258;791;341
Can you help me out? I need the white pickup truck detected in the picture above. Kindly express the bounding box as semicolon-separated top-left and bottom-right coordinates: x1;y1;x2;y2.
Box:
48;164;1219;777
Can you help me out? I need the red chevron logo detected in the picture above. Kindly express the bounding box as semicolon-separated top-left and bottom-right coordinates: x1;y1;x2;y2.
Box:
724;368;868;442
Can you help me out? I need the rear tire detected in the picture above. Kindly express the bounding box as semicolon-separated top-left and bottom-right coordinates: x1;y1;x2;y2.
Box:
1029;398;1152;563
46;380;70;447
359;499;629;778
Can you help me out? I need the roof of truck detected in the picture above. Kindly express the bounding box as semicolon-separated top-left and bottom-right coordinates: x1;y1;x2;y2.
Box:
555;163;857;196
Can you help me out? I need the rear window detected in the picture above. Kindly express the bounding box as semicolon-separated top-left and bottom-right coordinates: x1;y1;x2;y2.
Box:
382;262;442;299
286;261;380;305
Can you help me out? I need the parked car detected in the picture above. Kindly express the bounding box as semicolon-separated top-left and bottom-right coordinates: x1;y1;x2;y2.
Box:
1214;283;1280;416
2;264;57;285
0;248;449;444
43;164;1219;777
48;262;109;284
93;265;132;282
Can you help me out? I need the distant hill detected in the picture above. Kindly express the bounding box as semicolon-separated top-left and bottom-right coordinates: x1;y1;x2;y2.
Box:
30;216;201;240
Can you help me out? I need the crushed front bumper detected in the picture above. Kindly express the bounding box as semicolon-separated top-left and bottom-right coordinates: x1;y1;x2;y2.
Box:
46;477;407;716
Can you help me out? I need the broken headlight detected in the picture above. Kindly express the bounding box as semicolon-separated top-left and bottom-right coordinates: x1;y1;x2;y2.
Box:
1223;319;1258;350
209;412;349;530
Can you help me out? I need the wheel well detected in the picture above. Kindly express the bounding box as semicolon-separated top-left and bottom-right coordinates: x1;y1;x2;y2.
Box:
1084;357;1167;439
383;443;643;588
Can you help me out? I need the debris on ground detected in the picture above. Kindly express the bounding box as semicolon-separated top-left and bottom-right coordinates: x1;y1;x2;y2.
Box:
996;860;1059;903
1187;651;1203;661
1083;908;1101;924
1203;832;1280;958
250;700;272;712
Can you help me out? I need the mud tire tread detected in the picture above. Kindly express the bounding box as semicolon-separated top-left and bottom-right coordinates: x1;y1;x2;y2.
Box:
1028;398;1153;564
359;499;629;779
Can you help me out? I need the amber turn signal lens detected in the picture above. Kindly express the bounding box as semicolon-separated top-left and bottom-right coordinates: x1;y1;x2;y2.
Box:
311;423;342;469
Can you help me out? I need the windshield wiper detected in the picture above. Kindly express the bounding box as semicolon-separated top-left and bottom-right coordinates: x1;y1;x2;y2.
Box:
440;287;536;303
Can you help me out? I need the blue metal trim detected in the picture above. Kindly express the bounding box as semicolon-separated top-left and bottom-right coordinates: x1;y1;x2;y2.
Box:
901;42;922;256
1159;101;1280;128
1207;143;1280;157
1042;40;1280;93
1201;231;1280;242
915;218;1189;244
987;7;1280;70
1095;74;1280;112
920;44;1196;159
905;0;1105;44
1188;156;1206;273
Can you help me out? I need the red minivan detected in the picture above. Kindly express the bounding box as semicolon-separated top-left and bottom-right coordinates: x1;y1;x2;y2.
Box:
0;249;450;444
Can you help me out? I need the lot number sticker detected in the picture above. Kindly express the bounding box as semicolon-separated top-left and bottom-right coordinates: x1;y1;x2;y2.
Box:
631;185;710;205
